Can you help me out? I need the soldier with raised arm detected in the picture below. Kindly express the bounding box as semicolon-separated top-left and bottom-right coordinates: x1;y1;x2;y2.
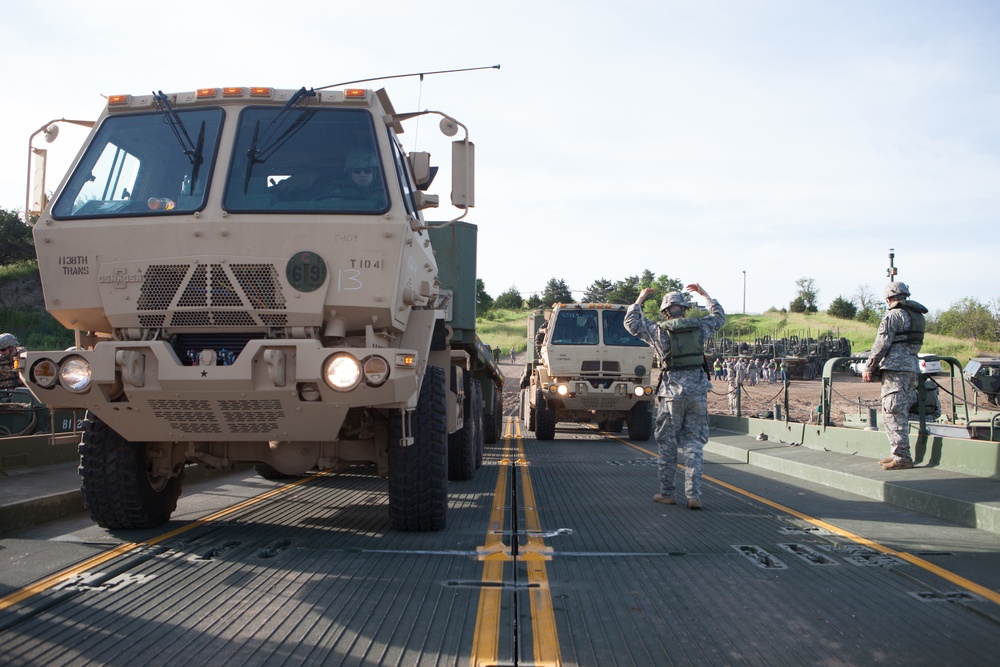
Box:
625;284;725;509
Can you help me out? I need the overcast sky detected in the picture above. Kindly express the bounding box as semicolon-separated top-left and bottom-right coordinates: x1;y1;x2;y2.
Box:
2;0;998;315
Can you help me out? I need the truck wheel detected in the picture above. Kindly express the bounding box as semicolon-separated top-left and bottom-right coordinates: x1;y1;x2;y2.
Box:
254;463;298;480
448;373;477;481
79;415;184;529
388;366;448;531
535;390;556;440
628;402;653;441
472;380;485;468
608;419;624;433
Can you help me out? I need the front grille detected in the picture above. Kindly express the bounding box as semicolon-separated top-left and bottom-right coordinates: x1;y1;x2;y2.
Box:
148;397;286;435
136;262;287;328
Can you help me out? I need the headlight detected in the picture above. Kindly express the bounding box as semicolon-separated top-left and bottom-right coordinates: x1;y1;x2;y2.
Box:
31;359;59;389
59;357;93;393
633;386;646;397
363;355;390;387
323;353;361;391
556;384;569;396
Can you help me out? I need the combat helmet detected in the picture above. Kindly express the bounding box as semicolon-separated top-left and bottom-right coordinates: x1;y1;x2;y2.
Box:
344;149;378;171
883;282;910;300
0;333;19;349
659;291;689;313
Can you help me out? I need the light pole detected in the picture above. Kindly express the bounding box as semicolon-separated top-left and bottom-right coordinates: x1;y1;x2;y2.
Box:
742;270;746;314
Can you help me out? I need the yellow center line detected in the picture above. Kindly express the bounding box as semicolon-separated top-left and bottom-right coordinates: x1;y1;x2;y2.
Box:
0;471;335;613
614;437;1000;606
516;434;561;666
470;416;562;666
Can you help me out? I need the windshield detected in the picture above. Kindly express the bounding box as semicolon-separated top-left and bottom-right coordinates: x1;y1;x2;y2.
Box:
51;109;223;219
603;310;648;346
550;310;600;346
223;107;389;213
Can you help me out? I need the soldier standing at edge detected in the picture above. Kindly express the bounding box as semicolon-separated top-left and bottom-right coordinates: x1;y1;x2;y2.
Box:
625;284;725;509
863;282;927;470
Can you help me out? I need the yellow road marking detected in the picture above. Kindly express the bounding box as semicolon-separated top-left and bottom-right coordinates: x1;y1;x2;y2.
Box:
615;437;1000;607
471;416;562;666
517;435;561;666
0;471;334;613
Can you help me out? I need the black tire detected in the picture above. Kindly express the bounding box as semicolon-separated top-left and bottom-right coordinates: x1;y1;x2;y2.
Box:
494;389;503;443
535;389;556;441
448;372;476;481
627;401;653;441
254;463;298;480
79;415;184;529
608;418;624;433
472;380;485;469
388;366;448;531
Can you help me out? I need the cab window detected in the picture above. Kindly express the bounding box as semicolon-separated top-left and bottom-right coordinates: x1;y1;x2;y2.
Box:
51;108;223;219
224;107;388;213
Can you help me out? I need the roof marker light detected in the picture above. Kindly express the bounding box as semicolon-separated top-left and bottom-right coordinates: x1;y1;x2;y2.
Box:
223;87;245;97
345;89;367;98
196;88;218;99
249;87;272;97
107;95;130;106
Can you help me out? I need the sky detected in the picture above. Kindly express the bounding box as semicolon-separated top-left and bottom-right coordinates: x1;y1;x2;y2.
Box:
2;0;998;316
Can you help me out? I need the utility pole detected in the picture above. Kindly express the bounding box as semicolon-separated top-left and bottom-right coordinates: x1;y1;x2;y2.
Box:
742;270;746;314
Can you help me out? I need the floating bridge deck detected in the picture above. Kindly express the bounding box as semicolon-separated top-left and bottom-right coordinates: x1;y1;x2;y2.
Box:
1;417;999;666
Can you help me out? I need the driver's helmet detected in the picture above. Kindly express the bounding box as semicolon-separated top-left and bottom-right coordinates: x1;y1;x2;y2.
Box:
659;291;689;313
883;282;910;299
344;150;378;172
0;333;18;350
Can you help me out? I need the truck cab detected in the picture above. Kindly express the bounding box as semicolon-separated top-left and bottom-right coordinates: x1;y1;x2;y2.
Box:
22;86;501;531
520;303;654;440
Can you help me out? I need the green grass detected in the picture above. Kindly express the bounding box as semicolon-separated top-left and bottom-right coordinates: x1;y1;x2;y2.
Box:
0;260;39;282
476;308;532;353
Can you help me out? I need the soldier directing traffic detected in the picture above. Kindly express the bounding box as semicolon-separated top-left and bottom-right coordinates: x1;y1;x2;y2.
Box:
625;283;725;509
862;282;928;470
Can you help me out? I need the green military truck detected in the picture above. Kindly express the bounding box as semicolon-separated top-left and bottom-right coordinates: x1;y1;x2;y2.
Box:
21;85;502;531
520;303;655;441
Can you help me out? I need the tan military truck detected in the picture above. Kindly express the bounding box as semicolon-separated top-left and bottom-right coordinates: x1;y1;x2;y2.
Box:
21;85;503;531
520;304;655;440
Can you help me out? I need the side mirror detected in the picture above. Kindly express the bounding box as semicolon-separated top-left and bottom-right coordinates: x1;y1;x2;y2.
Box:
451;140;475;210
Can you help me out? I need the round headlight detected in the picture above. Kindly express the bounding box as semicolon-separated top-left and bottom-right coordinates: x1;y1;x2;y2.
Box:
59;357;92;393
323;353;361;391
363;356;390;387
31;359;59;389
557;384;569;396
633;385;645;397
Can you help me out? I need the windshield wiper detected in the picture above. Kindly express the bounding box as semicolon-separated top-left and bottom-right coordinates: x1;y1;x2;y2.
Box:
243;87;316;193
153;90;206;191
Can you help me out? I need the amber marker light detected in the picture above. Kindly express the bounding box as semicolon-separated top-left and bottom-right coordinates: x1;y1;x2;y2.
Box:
196;88;218;98
223;87;245;97
249;87;272;97
107;95;130;106
345;89;367;98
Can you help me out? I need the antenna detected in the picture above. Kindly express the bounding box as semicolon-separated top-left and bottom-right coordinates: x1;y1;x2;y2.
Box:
316;65;500;91
886;248;897;281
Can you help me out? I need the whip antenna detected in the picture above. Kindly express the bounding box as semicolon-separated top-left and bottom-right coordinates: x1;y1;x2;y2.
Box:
316;64;500;91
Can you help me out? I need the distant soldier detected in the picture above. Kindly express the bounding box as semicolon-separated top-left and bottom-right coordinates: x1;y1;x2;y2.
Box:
509;346;516;364
863;282;928;470
727;358;746;415
492;346;500;364
713;358;723;380
748;359;760;386
625;283;725;510
0;333;22;391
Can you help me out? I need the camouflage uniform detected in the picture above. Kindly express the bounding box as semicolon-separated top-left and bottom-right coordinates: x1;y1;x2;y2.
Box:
727;360;745;415
0;333;22;392
866;283;923;465
625;297;725;504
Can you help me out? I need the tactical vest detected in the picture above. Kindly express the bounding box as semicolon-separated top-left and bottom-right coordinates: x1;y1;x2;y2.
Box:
659;318;704;370
888;299;927;347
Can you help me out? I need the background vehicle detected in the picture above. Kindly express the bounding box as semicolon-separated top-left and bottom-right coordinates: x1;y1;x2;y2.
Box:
20;85;502;531
964;357;1000;406
520;304;654;441
918;353;943;375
